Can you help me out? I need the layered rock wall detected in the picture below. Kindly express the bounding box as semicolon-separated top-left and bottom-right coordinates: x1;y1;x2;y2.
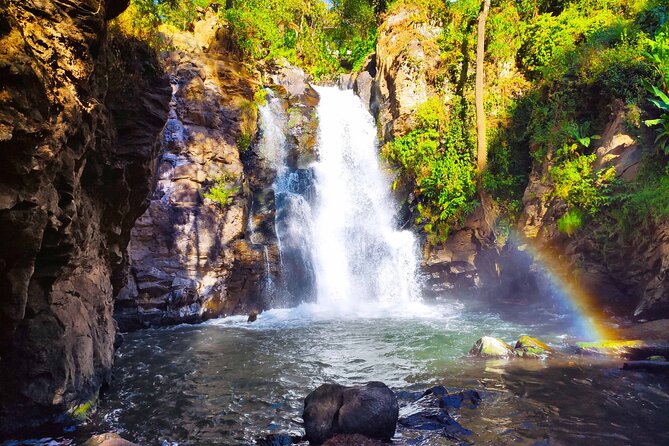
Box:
114;15;266;330
0;0;169;431
114;18;321;330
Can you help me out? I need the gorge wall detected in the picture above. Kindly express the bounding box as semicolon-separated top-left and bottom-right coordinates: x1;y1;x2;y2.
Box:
114;13;321;330
0;0;169;432
519;111;669;320
350;2;669;320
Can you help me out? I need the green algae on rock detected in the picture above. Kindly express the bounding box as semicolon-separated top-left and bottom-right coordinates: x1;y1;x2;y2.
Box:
514;335;554;359
469;336;515;358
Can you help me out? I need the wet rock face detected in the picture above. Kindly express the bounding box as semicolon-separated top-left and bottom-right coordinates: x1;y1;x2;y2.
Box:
114;14;268;330
0;0;169;433
374;8;442;142
303;382;399;445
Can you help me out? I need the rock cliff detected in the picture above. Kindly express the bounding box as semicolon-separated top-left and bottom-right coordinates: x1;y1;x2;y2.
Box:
520;108;669;320
114;16;320;330
362;2;669;320
0;0;169;432
113;14;265;330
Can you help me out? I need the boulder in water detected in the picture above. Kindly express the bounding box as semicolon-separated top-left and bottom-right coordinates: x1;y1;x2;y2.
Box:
514;335;553;358
469;336;515;358
322;434;385;446
83;433;138;446
303;382;399;445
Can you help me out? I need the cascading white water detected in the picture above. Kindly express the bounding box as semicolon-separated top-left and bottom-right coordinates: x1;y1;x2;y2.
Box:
257;91;316;304
311;87;420;312
255;86;421;316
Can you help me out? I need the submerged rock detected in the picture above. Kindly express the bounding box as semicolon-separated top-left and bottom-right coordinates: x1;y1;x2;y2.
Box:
514;335;553;358
303;382;399;445
256;434;302;446
469;336;515;358
322;434;385;446
84;433;138;446
398;386;474;440
622;360;669;373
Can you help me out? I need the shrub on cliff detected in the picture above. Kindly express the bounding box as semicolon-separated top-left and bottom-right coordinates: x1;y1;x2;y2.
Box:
383;97;478;242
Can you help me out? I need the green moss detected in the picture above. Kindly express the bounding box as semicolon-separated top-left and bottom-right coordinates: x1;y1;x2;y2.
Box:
576;340;648;355
236;133;253;153
70;396;97;421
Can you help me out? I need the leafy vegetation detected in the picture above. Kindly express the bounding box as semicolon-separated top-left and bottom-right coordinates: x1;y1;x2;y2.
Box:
382;97;477;241
202;175;240;208
113;0;384;79
377;0;668;243
645;83;669;153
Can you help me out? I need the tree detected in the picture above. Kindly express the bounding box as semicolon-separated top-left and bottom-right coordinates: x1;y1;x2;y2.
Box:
475;0;490;174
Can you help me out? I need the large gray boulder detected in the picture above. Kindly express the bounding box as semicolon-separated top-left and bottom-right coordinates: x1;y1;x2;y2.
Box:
303;382;399;445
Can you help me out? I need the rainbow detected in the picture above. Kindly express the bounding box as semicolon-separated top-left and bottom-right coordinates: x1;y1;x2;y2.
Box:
514;232;619;341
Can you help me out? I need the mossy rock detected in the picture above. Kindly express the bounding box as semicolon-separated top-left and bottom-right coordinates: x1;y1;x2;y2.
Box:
575;340;647;357
469;336;515;358
514;335;553;359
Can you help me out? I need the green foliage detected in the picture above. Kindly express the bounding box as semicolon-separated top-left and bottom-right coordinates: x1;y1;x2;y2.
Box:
202;175;240;208
219;0;380;78
254;88;269;108
115;0;382;79
643;24;669;153
644;83;669;152
550;153;616;215
617;170;669;224
236;133;253;152
562;121;600;149
557;208;584;236
383;97;477;241
644;23;669;87
115;0;211;36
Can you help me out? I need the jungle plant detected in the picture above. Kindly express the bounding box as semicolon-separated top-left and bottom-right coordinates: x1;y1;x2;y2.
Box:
644;83;669;153
202;175;239;208
557;208;583;236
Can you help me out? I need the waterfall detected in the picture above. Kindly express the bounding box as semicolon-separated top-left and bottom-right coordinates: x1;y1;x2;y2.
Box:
311;87;419;311
255;87;420;314
257;91;316;305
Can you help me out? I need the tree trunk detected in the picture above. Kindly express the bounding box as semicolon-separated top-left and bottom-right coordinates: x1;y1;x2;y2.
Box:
475;0;490;174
